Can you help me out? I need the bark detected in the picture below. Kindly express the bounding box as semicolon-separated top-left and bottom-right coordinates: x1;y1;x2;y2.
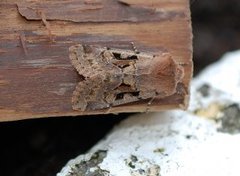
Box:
0;0;192;121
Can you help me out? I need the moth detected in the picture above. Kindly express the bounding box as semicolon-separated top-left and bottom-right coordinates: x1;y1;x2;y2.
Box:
69;44;184;111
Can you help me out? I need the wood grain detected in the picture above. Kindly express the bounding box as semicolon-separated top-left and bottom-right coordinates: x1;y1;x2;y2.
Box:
0;0;192;121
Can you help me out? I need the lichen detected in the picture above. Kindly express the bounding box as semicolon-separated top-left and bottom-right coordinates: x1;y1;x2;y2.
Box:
130;164;160;176
67;150;109;176
125;155;161;176
218;104;240;134
197;84;210;97
194;102;223;120
125;155;138;169
153;148;165;154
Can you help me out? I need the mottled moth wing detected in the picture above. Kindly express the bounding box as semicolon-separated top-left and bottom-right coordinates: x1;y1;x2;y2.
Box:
69;44;106;78
69;44;184;111
72;76;109;110
70;44;124;110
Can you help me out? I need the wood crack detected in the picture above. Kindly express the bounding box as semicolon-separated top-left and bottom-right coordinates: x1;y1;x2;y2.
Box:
16;0;185;23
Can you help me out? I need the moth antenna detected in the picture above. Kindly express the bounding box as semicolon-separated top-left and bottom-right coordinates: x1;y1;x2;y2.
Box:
37;9;55;43
105;104;113;114
145;96;156;113
19;32;28;57
131;42;140;54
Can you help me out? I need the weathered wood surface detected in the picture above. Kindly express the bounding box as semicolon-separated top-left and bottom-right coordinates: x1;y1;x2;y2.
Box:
0;0;192;121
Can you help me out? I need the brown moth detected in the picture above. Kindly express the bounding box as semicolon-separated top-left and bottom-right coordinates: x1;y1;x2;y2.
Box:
69;44;184;111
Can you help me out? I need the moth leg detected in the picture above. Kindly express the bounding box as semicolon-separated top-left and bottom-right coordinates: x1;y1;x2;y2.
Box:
131;42;140;54
137;89;158;112
145;96;157;113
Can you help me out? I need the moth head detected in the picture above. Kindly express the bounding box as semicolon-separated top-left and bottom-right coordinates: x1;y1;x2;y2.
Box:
152;54;183;79
149;54;184;94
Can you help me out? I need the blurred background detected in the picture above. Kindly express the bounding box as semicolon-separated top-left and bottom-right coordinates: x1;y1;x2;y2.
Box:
0;1;240;175
191;0;240;74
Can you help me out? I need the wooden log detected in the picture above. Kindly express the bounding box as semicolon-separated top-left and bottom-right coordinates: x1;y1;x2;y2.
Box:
0;0;193;121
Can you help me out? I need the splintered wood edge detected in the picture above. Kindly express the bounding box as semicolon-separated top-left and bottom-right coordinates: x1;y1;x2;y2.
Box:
0;103;185;122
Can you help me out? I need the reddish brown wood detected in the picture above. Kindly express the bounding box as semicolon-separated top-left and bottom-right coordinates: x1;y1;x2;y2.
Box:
0;0;192;121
